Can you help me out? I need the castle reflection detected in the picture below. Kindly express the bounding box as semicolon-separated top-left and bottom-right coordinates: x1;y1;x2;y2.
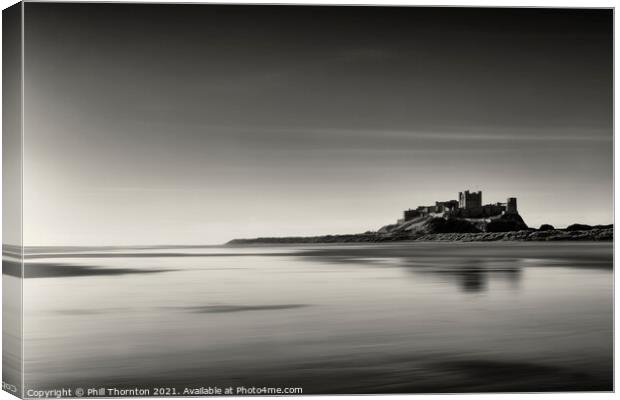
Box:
401;258;523;293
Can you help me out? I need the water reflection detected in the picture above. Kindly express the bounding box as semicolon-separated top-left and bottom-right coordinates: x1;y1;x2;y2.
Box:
459;266;487;292
402;259;523;293
297;249;525;294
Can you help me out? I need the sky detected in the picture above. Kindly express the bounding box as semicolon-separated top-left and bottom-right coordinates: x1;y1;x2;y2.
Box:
3;3;22;248
22;4;612;246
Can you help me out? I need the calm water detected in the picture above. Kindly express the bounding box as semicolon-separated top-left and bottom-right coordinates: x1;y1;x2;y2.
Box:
13;242;613;393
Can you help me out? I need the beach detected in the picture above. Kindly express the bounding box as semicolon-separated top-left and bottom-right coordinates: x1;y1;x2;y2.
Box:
12;241;613;394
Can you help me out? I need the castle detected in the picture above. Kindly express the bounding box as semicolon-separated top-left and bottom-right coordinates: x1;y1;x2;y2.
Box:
399;190;518;223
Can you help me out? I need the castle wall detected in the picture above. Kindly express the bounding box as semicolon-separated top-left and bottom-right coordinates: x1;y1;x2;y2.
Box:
401;191;517;224
450;203;505;218
435;200;459;213
482;204;506;217
404;209;421;221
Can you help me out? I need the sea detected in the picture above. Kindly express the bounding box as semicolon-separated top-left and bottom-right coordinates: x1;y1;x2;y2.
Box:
4;241;613;394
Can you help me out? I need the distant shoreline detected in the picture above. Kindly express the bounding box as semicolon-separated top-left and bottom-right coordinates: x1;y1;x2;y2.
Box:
227;227;613;245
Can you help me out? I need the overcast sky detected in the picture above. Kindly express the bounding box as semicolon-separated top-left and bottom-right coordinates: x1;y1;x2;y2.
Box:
23;4;612;246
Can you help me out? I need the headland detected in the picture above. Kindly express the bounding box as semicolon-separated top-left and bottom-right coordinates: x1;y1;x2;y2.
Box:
228;190;613;244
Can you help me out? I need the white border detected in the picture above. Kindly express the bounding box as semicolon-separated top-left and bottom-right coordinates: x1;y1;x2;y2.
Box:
0;2;615;400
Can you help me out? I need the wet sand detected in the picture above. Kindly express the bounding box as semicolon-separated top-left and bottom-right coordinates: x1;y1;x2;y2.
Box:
7;242;612;394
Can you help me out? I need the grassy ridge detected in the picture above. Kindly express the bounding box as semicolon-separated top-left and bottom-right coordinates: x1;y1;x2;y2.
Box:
228;226;612;245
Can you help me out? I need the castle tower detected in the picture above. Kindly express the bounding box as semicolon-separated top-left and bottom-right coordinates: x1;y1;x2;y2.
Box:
506;197;518;214
458;190;482;209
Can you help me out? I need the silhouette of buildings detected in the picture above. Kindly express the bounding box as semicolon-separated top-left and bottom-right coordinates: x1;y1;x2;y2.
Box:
401;190;518;222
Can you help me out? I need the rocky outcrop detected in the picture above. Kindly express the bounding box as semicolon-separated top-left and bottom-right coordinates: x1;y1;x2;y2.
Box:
424;217;480;233
485;213;529;232
565;223;612;231
380;212;528;236
414;227;613;242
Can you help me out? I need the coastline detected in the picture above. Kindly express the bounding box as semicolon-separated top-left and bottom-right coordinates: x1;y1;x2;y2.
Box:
227;227;613;245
